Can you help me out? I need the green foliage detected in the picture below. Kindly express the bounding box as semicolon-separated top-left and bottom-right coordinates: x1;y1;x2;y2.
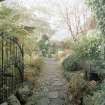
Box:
24;54;43;69
0;3;54;85
0;4;53;39
38;35;51;57
31;56;44;69
0;3;54;51
0;4;28;39
83;80;105;105
69;73;86;95
86;0;105;36
62;30;102;72
74;31;102;60
24;56;44;87
24;35;38;58
67;73;91;105
62;54;80;71
63;38;75;49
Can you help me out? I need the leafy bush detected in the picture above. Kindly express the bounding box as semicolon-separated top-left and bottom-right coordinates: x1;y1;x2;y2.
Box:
86;0;105;35
31;56;44;69
24;55;43;87
24;67;39;79
69;73;86;95
83;80;105;105
73;31;102;61
62;53;81;71
66;72;97;105
24;55;43;69
24;56;43;86
62;30;102;72
24;67;40;88
67;73;89;105
64;71;84;81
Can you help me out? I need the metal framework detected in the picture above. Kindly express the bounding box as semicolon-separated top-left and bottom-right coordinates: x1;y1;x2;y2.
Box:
0;32;24;103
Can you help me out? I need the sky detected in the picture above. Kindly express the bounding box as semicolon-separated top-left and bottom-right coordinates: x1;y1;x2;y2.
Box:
5;0;87;41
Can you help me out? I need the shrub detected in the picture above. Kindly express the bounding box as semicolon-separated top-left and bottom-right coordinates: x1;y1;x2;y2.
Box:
24;56;44;87
67;73;97;105
62;54;80;71
24;67;39;80
24;66;42;88
64;71;84;81
67;73;87;105
83;80;105;105
68;73;86;96
31;56;44;70
62;30;102;72
73;31;102;61
24;54;43;69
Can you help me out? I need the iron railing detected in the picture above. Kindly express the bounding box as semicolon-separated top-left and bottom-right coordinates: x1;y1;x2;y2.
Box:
0;32;24;103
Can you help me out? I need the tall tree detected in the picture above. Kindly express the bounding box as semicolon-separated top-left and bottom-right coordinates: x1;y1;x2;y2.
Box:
0;2;54;58
38;34;50;57
0;4;30;40
54;0;89;41
0;2;54;40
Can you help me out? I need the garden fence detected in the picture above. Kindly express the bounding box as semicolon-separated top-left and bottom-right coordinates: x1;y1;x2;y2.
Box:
0;32;24;103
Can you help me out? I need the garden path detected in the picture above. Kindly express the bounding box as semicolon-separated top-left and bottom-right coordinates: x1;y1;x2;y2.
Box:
35;58;68;105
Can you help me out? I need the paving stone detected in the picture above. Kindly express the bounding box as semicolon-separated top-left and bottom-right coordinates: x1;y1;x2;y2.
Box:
37;98;49;105
0;102;8;105
48;92;58;99
52;81;64;86
26;58;68;105
49;98;65;105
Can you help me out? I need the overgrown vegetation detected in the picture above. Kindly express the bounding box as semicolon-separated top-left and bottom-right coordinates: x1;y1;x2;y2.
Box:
1;0;105;104
62;53;80;71
60;0;105;104
86;0;105;36
62;30;102;72
62;30;105;105
83;80;105;105
24;56;44;88
0;1;51;93
67;73;97;105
